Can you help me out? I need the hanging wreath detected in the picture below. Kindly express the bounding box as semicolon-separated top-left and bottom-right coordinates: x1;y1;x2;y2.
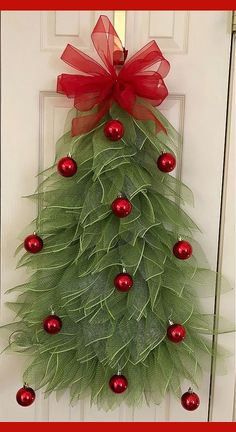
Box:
2;15;232;412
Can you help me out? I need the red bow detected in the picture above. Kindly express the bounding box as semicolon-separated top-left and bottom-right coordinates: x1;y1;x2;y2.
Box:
57;15;170;136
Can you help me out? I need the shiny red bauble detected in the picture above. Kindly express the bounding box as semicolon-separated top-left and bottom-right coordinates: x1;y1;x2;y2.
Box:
173;240;193;260
57;156;77;177
104;120;124;141
111;197;132;218
43;314;62;334
16;386;35;407
167;323;186;343
24;234;43;254
157;152;176;172
181;390;200;411
114;273;133;292
109;374;128;394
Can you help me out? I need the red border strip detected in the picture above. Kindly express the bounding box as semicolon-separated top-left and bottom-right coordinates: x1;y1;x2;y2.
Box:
0;1;235;10
0;422;235;429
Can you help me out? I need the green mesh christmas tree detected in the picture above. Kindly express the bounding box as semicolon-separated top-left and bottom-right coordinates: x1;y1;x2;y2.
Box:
4;16;231;411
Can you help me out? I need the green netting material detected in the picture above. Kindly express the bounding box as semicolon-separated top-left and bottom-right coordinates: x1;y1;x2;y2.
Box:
2;102;232;410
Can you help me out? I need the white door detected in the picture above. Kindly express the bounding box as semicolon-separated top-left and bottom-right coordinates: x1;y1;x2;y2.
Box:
1;11;234;422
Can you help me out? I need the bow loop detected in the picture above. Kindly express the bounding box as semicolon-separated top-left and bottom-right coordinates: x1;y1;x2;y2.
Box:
60;44;108;76
91;15;125;75
119;41;170;79
131;72;168;106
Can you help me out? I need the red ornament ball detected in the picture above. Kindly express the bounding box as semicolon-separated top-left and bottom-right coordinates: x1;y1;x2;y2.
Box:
114;273;133;292
43;314;62;334
109;374;128;394
167;323;186;343
157;152;176;173
104;120;124;141
16;386;35;407
24;234;43;254
173;240;193;260
111;197;132;218
57;156;77;177
181;389;200;411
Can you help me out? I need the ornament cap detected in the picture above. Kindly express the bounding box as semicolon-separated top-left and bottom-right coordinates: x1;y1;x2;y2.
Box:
49;305;55;315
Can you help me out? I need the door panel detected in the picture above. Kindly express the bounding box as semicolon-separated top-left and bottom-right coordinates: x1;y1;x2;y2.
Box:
1;11;233;421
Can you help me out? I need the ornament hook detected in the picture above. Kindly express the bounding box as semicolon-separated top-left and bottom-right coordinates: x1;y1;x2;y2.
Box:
49;305;55;315
168;309;174;325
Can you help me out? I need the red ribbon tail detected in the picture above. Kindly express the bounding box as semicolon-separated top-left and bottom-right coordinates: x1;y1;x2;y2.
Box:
71;102;110;136
127;100;167;134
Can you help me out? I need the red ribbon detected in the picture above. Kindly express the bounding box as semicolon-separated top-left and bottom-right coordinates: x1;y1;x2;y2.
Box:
57;15;170;136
